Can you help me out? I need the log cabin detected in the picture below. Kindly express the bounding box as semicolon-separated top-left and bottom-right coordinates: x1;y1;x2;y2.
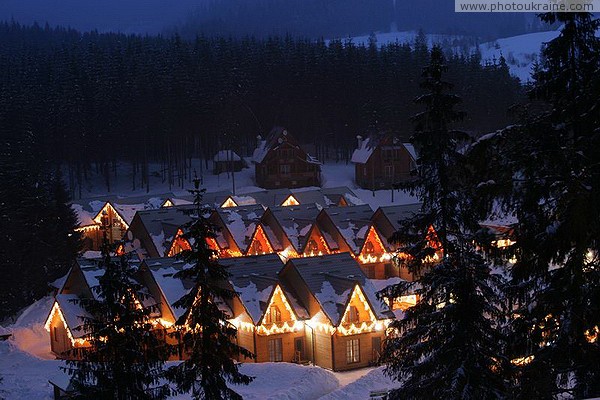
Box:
126;206;195;258
351;134;417;190
253;127;321;189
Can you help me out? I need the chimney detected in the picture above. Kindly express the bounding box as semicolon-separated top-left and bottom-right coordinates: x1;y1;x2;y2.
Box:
356;135;363;149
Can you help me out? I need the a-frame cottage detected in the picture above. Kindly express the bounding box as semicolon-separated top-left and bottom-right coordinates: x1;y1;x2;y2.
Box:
280;253;393;371
220;255;310;363
258;203;323;259
351;133;417;190
371;203;422;281
45;257;144;358
253;127;321;189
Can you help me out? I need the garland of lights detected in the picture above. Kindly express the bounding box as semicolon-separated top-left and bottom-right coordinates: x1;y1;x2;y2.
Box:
246;224;274;256
357;226;393;264
92;202;129;230
44;301;87;347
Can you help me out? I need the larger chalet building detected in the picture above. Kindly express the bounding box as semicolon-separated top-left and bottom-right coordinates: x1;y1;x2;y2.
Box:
46;253;393;371
253;127;321;189
351;133;417;190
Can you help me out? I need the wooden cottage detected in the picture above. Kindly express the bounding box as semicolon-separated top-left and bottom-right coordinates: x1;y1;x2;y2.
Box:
253;127;321;189
280;253;394;371
45;257;143;359
371;203;422;281
126;206;194;258
209;205;267;257
213;150;245;175
351;134;417;190
221;255;310;363
259;203;323;260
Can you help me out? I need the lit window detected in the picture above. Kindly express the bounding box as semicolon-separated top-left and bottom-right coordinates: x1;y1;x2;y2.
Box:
307;239;319;254
264;305;281;324
346;339;360;363
268;338;283;362
250;240;263;255
346;306;359;323
364;241;375;254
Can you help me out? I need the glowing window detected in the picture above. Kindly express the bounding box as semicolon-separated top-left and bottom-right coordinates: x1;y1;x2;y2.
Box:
265;305;281;324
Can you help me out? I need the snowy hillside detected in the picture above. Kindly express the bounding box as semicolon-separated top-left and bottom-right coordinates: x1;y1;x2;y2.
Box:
338;29;561;83
479;30;560;82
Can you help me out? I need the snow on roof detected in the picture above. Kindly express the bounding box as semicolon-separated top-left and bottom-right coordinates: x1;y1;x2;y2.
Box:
234;281;274;324
316;281;351;326
214;150;241;162
146;259;193;320
150;231;166;258
351;136;378;164
55;294;91;338
70;203;96;227
220;254;303;323
324;205;374;254
253;139;269;164
376;203;422;232
288;253;393;325
403;143;417;161
218;205;265;253
113;203;147;225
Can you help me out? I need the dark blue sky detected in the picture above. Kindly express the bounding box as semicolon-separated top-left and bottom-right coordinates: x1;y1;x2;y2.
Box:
0;0;202;33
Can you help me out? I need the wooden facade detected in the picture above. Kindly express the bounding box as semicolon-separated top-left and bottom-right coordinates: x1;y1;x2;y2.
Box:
351;134;416;190
253;127;321;189
48;254;394;371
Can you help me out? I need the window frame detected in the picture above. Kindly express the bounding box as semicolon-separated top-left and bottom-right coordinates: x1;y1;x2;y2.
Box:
346;338;360;364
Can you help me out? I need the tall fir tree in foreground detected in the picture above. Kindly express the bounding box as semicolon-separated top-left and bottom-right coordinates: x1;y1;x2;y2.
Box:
64;236;171;399
379;46;507;400
0;113;80;320
167;178;253;400
476;12;600;398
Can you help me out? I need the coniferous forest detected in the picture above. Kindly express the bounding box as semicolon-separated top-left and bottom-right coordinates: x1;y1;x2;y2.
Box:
0;22;522;198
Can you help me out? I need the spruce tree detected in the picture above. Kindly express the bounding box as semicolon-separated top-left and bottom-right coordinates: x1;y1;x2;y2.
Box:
484;12;600;398
64;236;171;400
167;178;253;400
378;46;507;400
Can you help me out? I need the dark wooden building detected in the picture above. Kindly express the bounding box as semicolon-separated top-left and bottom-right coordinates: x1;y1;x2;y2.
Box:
253;127;321;189
351;134;416;190
213;150;245;175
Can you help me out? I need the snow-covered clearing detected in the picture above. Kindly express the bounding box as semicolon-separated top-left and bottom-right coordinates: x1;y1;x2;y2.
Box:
71;158;418;211
0;297;400;399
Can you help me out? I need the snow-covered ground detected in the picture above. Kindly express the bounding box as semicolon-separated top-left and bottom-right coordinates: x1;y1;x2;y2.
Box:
0;297;400;399
71;158;418;211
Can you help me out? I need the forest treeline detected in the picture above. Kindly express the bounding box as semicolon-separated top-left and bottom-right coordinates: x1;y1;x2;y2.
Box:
0;22;522;197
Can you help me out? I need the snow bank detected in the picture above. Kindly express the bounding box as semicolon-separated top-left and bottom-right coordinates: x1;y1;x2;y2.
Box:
235;363;339;400
320;367;399;400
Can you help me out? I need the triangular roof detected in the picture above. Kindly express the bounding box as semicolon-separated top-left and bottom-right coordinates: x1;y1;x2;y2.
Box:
220;254;308;324
253;127;320;165
320;205;374;254
267;203;322;253
351;133;416;165
286;253;393;325
214;205;266;254
372;203;421;237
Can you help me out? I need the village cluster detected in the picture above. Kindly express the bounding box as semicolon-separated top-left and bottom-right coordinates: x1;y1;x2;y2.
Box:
45;128;511;374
